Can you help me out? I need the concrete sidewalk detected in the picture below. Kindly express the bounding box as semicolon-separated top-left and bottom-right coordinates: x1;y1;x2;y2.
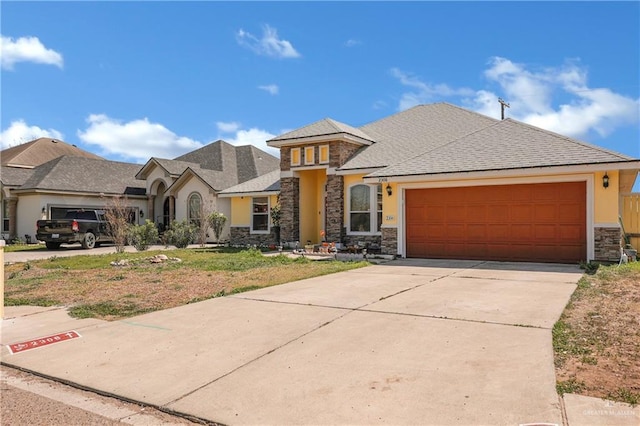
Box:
2;259;637;425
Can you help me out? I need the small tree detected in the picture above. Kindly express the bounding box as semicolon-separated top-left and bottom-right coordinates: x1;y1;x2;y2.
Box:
129;220;159;251
194;201;211;247
270;202;281;245
164;219;196;249
104;195;131;253
207;211;227;244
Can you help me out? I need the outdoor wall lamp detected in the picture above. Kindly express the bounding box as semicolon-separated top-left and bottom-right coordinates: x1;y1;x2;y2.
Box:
603;172;609;189
386;184;393;196
140;210;144;218
41;207;46;214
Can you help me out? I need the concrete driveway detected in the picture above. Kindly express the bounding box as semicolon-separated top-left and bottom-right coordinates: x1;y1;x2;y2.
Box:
1;259;582;425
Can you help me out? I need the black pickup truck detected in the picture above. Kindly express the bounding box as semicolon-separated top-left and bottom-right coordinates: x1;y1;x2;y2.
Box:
36;209;112;249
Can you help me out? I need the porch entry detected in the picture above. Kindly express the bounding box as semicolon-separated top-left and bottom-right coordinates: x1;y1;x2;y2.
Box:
298;169;327;245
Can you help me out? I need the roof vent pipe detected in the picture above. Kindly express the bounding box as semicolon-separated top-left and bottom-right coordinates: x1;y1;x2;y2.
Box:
498;98;510;120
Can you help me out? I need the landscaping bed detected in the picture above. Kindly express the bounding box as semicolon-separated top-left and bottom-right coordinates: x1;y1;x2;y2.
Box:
553;261;640;405
4;248;369;321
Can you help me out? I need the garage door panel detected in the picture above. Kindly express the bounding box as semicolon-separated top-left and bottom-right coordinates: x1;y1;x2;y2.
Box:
559;203;584;222
511;204;533;223
511;224;534;239
535;225;558;241
445;205;468;222
446;224;466;239
467;224;486;239
487;205;509;222
406;182;586;263
534;204;558;221
559;225;584;241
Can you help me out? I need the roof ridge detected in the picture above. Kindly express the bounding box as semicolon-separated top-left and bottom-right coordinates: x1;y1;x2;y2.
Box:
503;118;634;160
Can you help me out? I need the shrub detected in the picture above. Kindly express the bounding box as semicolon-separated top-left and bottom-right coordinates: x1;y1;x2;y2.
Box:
128;220;159;251
207;211;227;243
164;219;196;249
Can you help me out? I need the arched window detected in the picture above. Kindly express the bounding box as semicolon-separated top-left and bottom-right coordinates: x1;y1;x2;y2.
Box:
188;192;202;227
348;184;382;234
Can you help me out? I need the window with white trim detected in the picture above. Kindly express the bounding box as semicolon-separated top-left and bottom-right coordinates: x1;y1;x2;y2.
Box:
348;184;382;234
304;146;315;165
252;197;270;233
188;192;202;227
319;145;329;164
291;148;301;166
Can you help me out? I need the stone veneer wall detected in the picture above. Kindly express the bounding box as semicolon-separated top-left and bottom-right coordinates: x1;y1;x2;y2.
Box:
329;141;362;168
280;177;300;243
230;227;278;246
325;174;344;243
594;227;622;262
381;227;398;255
343;234;382;249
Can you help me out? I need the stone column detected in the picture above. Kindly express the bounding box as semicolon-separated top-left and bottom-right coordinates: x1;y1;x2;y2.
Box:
381;227;398;256
325;174;344;243
594;226;622;262
280;177;300;243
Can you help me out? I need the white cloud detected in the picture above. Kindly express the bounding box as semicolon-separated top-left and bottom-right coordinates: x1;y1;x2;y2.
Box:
216;121;241;133
236;25;301;59
77;114;202;162
468;56;640;138
0;120;64;149
345;39;361;47
1;35;63;70
390;68;474;110
221;126;279;157
258;84;279;95
391;58;640;140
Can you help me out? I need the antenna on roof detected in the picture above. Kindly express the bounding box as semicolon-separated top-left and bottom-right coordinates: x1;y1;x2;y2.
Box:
498;98;510;120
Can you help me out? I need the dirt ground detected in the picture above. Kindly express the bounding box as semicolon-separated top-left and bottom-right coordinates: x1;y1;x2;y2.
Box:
554;263;640;404
0;365;206;425
3;257;360;320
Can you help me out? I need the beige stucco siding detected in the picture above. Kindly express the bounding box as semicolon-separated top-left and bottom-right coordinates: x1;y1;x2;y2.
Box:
593;170;618;224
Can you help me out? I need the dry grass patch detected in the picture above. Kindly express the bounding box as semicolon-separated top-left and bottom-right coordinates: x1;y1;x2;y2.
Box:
553;261;640;405
4;248;369;321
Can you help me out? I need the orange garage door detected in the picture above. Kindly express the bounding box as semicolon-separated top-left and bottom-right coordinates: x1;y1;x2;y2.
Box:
405;182;586;263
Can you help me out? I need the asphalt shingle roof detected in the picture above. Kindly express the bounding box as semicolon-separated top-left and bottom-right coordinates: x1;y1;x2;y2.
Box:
220;170;281;194
268;118;375;143
0;166;34;187
340;103;498;171
1;138;103;168
172;140;280;187
369;118;635;178
17;156;146;195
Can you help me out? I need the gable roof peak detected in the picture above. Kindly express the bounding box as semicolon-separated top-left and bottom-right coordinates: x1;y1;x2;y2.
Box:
268;117;376;145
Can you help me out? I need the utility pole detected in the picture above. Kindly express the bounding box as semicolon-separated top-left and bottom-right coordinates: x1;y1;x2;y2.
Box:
498;97;510;120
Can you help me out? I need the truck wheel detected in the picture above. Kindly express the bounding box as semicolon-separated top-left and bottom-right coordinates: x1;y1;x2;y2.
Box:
82;232;96;249
45;242;61;250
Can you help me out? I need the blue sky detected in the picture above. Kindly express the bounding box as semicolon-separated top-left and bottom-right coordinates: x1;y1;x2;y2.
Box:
2;1;639;171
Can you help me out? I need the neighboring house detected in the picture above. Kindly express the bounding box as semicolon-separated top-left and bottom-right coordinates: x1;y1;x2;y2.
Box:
219;169;280;245
225;102;639;263
1;155;147;242
1;137;103;168
135;140;280;242
1;138;279;244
